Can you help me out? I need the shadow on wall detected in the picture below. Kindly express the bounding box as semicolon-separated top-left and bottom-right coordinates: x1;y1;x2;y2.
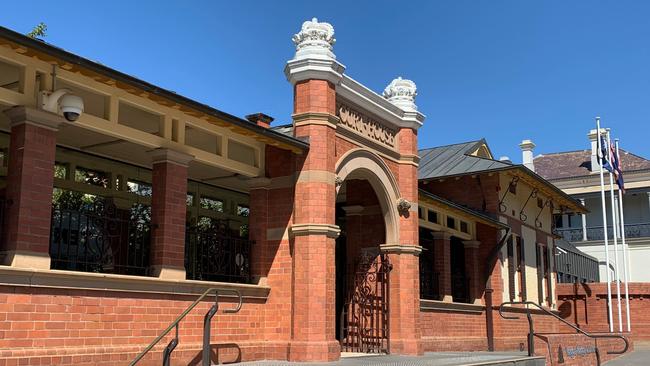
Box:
188;343;242;365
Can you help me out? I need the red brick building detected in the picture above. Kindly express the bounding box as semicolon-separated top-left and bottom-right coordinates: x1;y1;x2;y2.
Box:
0;19;613;366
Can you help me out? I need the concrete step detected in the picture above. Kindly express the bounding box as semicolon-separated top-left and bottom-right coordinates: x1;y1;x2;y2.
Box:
234;352;546;366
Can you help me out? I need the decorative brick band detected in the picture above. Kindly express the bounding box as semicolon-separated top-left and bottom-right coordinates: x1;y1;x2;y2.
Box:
290;223;341;238
0;266;270;299
293;112;339;129
379;243;423;256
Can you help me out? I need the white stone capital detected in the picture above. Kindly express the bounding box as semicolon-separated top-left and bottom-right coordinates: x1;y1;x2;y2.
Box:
379;243;423;256
463;240;481;249
290;223;341;239
284;57;345;86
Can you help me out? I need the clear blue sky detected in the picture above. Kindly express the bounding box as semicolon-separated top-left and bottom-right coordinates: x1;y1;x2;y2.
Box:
3;1;649;162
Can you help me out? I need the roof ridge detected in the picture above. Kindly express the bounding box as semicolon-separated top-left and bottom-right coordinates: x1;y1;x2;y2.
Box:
418;139;484;152
534;149;590;157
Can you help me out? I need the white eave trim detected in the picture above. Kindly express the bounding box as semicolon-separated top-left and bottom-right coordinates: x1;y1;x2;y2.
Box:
338;74;425;130
285;56;426;131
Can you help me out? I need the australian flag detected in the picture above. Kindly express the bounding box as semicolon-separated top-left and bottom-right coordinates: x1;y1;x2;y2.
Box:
611;143;626;194
598;136;615;174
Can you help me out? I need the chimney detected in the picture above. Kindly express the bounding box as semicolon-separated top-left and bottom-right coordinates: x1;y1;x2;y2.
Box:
519;139;536;172
588;128;607;172
245;113;274;129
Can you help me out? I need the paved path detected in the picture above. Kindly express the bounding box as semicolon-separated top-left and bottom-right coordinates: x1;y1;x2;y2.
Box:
237;352;540;366
605;350;650;365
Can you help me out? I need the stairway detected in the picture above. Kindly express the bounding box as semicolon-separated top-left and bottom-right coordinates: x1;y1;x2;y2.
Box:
234;352;545;366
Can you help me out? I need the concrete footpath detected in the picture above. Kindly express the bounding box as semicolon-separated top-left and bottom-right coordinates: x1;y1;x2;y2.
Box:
605;350;650;365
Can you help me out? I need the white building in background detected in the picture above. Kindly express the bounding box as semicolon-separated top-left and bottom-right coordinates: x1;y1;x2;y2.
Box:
520;131;650;282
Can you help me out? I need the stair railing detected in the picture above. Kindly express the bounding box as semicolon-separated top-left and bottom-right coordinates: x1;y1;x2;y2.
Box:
129;288;242;366
498;300;628;365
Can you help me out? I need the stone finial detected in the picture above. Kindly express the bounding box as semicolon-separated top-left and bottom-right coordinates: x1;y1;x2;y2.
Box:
292;18;336;60
383;77;418;111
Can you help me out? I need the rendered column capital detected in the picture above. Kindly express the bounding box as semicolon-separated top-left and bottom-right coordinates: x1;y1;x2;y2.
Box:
4;105;64;131
148;148;194;167
290;223;341;239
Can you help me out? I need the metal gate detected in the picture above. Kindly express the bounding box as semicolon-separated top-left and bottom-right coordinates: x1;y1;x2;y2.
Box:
340;249;391;354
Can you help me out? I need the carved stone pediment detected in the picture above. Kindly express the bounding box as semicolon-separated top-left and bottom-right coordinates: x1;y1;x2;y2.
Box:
336;102;397;150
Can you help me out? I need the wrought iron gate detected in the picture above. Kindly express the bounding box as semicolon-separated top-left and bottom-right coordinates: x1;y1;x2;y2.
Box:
340;250;391;354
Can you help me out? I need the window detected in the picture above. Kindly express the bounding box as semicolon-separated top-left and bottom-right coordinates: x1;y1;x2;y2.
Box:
507;236;516;301
460;221;469;234
237;205;250;217
446;216;456;229
54;163;68;179
418;207;423;219
75;167;111;188
200;196;224;212
427;210;438;224
553;214;563;229
515;236;527;300
127;180;152;197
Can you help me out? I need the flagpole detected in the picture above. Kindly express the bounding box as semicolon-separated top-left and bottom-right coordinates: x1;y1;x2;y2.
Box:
596;118;614;332
607;129;623;332
616;139;632;332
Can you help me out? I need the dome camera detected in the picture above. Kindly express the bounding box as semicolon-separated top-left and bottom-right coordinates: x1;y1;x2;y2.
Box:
39;89;84;122
60;94;84;121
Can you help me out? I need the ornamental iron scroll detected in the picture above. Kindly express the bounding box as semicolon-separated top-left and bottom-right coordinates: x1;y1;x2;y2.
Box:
535;198;553;229
499;176;520;213
519;188;539;222
340;249;391;354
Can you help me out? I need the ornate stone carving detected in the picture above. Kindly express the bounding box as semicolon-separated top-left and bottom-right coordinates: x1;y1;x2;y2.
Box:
336;103;397;149
383;77;418;111
334;176;344;188
397;198;412;214
292;18;336;60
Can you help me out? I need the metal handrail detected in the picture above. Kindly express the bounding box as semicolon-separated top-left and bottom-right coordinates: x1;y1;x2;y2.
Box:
499;301;628;364
129;287;242;366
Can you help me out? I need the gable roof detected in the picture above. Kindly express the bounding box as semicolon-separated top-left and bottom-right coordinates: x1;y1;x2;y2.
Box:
418;139;512;180
418;139;586;213
534;149;650;181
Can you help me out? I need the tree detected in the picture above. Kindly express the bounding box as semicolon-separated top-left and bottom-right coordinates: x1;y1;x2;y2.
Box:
26;22;47;39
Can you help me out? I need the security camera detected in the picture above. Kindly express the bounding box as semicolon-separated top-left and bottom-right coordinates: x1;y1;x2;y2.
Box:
39;89;84;122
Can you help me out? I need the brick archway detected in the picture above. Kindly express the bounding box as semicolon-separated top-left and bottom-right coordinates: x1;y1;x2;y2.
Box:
335;148;401;247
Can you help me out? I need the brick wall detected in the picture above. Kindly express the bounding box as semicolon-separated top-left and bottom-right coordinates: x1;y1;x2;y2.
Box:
558;282;650;341
0;286;279;366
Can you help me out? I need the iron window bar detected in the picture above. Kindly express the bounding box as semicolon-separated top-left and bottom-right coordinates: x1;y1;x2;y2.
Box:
129;288;242;366
498;300;628;365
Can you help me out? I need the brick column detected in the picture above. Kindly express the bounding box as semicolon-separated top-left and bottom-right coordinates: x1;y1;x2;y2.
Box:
288;79;341;362
149;148;193;280
2;106;63;269
249;178;270;285
464;240;482;304
432;231;453;302
384;126;422;355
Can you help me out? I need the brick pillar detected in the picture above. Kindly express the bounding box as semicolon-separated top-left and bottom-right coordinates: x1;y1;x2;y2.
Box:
149;148;193;280
2;106;63;269
384;126;422;355
288;79;340;362
433;231;452;302
249;179;270;285
464;240;482;304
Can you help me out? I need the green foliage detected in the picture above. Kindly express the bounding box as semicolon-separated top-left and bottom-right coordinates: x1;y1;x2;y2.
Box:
26;22;47;39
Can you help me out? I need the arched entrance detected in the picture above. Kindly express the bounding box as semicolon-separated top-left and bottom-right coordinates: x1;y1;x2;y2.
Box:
334;150;401;354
